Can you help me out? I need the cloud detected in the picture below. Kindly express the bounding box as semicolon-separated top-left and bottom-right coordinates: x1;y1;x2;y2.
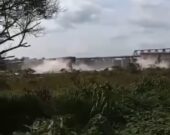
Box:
51;0;104;30
132;19;170;31
10;0;170;58
120;0;170;50
130;0;170;31
65;43;89;56
43;0;116;31
59;4;101;29
111;35;129;41
131;0;163;6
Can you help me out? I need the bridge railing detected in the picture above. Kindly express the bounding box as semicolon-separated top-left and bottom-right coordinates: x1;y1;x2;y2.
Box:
133;48;170;56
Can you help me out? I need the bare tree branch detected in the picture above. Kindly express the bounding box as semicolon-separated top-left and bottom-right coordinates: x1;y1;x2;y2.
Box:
0;0;59;57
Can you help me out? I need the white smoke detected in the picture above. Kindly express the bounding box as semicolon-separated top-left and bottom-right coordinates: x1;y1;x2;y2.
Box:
27;60;108;74
137;57;169;69
23;55;170;74
25;60;96;74
73;63;113;71
31;60;71;74
73;64;94;71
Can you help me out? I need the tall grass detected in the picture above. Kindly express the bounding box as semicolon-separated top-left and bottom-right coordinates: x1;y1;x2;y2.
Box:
0;69;170;134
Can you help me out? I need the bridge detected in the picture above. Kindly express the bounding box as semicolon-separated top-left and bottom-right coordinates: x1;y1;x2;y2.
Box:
134;48;170;56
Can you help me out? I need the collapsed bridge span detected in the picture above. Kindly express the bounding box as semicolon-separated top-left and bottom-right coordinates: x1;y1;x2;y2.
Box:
1;48;170;72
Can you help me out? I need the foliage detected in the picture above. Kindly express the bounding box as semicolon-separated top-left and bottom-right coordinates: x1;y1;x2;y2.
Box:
0;69;170;134
0;78;10;90
0;95;53;134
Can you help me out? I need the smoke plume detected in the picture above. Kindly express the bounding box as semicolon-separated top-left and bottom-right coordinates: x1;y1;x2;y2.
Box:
137;57;170;69
26;60;108;74
31;60;71;74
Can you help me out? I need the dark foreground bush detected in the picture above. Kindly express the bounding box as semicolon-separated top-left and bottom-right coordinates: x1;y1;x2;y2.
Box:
0;95;53;134
1;73;170;135
0;78;11;91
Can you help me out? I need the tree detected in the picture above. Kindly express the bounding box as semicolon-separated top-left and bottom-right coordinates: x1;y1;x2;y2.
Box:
0;0;59;58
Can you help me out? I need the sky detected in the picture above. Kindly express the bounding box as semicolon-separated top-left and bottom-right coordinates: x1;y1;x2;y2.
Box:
10;0;170;58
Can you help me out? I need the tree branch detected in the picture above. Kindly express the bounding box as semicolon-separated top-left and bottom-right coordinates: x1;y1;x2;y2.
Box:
0;0;59;56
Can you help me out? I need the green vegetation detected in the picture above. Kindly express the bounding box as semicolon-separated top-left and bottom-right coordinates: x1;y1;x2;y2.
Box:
1;69;170;134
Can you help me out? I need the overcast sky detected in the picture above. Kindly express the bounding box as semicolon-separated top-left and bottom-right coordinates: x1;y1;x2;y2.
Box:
10;0;170;58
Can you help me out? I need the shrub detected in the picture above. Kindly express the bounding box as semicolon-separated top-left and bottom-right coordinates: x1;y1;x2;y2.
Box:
1;69;170;134
24;88;53;102
0;95;53;134
0;78;11;90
